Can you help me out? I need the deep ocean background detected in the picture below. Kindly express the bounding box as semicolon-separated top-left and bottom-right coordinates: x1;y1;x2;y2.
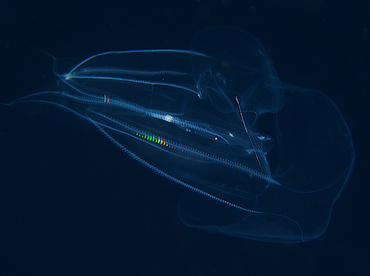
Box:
0;0;368;275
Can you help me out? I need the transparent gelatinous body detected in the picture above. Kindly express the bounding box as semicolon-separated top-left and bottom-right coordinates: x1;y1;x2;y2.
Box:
9;27;354;243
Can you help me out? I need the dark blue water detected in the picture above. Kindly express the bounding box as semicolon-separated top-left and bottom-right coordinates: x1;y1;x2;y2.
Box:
0;0;368;275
